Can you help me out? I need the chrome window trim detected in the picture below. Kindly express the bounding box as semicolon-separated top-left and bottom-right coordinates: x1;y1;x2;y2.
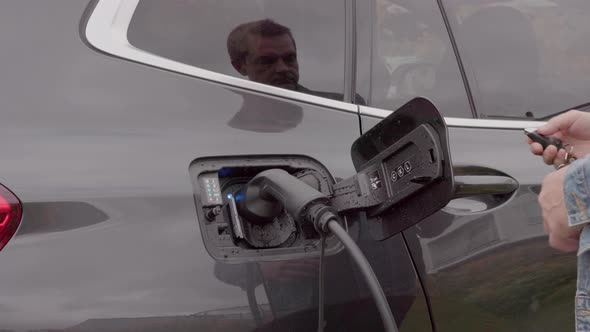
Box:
360;106;546;129
84;0;358;114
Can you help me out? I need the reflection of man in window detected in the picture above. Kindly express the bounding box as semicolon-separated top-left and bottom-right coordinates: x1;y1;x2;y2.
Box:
227;19;351;102
228;19;300;91
225;19;354;133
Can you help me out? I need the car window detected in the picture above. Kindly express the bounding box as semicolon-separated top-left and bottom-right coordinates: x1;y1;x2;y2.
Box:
127;0;346;102
442;1;590;120
356;0;473;117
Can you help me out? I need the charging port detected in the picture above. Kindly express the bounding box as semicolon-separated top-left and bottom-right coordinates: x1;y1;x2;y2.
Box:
189;155;343;262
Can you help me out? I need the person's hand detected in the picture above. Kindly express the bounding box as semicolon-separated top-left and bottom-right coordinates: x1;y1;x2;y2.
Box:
259;258;319;281
528;110;590;168
539;166;584;252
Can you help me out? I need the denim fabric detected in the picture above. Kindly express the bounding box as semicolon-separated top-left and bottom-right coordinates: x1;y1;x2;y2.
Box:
564;156;590;331
577;242;590;332
564;156;590;256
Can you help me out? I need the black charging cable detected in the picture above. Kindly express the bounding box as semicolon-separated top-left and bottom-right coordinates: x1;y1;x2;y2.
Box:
239;169;398;332
318;233;327;331
309;204;397;332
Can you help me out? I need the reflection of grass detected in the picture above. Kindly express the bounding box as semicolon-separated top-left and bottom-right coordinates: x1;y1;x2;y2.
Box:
399;294;431;332
399;285;515;332
422;239;576;331
420;298;516;332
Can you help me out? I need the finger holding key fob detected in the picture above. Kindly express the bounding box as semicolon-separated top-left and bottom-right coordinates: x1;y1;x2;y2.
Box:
525;128;576;168
524;128;565;150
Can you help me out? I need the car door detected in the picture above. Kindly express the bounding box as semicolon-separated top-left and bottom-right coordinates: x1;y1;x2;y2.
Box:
0;0;430;331
357;1;589;331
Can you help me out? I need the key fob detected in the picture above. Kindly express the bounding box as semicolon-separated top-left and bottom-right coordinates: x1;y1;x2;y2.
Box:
524;128;564;150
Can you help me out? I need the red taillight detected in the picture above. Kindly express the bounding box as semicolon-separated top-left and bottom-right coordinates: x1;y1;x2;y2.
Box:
0;184;22;251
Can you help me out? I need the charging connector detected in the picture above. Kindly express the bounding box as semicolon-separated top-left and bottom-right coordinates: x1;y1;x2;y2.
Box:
239;169;398;332
239;169;330;223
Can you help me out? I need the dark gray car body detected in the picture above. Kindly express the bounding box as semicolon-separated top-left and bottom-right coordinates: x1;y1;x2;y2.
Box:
0;0;582;331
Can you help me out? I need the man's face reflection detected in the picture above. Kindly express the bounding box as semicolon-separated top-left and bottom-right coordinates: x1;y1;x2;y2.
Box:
241;34;299;90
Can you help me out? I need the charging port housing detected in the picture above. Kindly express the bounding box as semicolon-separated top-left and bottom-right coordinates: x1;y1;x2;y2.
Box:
189;155;344;263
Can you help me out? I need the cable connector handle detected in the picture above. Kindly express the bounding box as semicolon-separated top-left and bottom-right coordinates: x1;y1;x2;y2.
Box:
240;169;330;222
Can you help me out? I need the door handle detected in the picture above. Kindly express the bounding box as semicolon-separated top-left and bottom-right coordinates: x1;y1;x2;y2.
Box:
453;175;519;198
443;166;518;214
452;166;519;198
